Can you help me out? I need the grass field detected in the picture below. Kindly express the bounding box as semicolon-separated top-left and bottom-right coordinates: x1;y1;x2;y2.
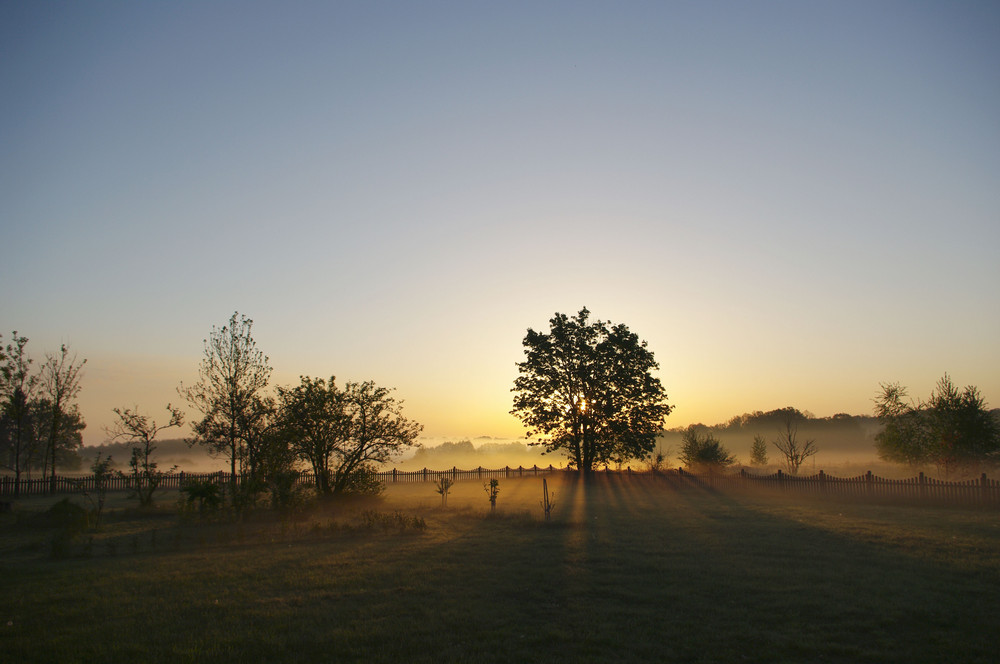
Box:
2;475;998;663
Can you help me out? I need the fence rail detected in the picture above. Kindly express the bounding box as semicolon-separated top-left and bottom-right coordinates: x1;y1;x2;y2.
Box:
677;467;1000;507
2;466;998;507
0;465;558;498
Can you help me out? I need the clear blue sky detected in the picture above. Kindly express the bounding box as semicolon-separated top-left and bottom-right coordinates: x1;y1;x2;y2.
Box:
2;1;998;446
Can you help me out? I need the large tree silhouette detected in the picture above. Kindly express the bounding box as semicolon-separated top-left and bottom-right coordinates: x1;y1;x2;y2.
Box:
511;308;672;474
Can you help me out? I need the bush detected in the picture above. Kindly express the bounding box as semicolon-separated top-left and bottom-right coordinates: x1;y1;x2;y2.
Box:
337;464;383;496
44;498;90;532
266;469;305;510
179;478;224;515
679;426;736;471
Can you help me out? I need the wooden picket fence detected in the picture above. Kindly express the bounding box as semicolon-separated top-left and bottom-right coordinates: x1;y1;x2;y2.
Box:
0;465;557;498
671;467;1000;507
2;465;998;507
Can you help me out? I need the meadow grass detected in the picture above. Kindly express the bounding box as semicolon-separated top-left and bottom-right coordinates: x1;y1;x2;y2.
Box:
2;475;998;663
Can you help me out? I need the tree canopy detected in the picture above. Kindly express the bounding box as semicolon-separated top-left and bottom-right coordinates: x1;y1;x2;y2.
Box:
511;308;672;474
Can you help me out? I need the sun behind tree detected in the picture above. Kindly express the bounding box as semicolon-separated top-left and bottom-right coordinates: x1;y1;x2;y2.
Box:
511;307;673;475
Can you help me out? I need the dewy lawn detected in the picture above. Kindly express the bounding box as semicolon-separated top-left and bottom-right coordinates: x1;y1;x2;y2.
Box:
2;475;998;663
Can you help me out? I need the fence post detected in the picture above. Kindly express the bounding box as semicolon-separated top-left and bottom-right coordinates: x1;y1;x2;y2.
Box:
818;470;826;494
452;466;457;480
866;470;873;497
533;465;538;476
392;468;398;483
982;473;989;507
918;471;925;500
423;467;428;482
505;466;510;478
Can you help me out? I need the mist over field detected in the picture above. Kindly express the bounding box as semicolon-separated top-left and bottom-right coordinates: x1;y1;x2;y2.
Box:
395;437;567;471
661;410;887;471
77;408;931;477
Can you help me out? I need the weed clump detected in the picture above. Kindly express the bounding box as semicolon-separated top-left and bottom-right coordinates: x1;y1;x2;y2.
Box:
358;510;426;533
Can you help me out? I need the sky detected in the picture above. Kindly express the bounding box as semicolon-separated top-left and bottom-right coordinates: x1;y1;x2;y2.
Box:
2;1;998;448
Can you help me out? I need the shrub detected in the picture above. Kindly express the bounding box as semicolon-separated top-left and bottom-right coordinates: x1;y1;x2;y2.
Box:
337;464;383;496
179;478;224;515
679;426;736;471
45;498;89;531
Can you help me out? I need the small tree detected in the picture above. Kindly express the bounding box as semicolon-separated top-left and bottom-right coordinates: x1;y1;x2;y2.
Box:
38;344;86;481
484;478;499;513
180;312;272;492
771;419;817;475
435;477;453;507
750;434;769;467
82;453;114;527
274;376;419;497
678;426;736;471
106;404;183;507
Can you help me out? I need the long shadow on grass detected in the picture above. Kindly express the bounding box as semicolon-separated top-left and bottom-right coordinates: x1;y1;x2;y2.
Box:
329;474;1000;664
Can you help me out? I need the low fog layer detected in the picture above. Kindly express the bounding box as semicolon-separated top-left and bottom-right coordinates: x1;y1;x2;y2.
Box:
395;438;567;471
75;407;995;478
78;437;567;474
660;410;885;470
